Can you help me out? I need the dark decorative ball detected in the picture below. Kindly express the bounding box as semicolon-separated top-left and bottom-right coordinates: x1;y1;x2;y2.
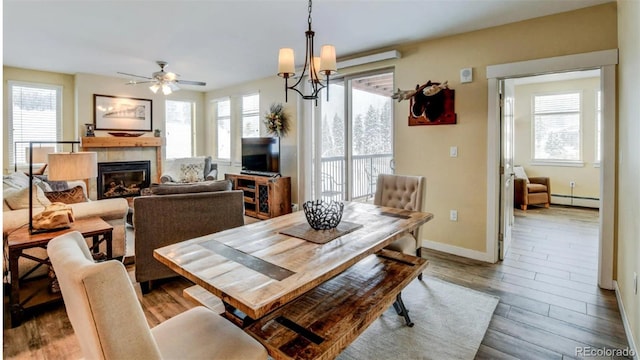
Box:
303;200;344;230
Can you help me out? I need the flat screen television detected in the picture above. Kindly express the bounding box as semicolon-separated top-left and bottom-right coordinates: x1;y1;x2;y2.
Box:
241;137;280;174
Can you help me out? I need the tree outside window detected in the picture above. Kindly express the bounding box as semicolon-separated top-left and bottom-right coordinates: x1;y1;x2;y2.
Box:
533;92;581;162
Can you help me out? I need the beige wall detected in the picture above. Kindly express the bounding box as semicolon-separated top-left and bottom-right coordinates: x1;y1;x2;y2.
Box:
3;67;75;173
205;77;300;204
616;0;639;351
514;77;601;205
393;3;617;252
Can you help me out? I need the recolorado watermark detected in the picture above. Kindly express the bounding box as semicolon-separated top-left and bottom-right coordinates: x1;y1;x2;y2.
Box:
575;346;636;358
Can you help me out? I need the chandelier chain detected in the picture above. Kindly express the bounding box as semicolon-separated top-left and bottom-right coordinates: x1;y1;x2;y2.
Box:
308;0;312;27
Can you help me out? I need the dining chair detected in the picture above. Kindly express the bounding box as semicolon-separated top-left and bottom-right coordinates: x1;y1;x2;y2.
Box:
374;173;426;279
47;231;267;360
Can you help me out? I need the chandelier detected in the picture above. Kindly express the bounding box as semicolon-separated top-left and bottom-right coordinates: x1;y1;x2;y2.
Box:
277;0;337;103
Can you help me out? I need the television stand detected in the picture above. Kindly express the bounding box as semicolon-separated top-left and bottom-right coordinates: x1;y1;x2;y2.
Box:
225;173;291;219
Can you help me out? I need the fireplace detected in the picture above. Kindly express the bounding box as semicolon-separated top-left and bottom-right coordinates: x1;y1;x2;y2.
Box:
97;161;151;200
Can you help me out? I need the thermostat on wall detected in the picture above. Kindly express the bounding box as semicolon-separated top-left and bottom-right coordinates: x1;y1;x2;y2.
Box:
460;68;473;83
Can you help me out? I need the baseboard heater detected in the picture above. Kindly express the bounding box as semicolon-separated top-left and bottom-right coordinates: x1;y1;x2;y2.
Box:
551;194;599;201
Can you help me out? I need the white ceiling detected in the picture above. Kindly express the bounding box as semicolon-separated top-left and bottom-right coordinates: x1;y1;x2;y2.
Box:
3;0;612;92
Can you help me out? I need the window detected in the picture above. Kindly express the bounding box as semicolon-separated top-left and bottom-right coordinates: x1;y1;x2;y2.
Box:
165;100;193;159
242;93;260;138
216;98;231;159
8;82;62;169
532;92;581;162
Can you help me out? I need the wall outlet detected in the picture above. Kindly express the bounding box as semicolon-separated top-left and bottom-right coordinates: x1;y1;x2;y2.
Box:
570;181;576;188
634;272;638;295
450;210;458;221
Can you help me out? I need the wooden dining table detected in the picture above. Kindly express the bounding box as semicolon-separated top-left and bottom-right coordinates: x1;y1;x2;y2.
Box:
154;201;434;359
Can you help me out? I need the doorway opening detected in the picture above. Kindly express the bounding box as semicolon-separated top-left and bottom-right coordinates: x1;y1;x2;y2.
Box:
487;49;617;289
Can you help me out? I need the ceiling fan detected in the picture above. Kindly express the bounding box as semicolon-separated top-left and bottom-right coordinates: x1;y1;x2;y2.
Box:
118;61;206;95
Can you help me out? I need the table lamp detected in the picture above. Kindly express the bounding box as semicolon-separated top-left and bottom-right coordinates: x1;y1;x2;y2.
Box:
27;141;98;234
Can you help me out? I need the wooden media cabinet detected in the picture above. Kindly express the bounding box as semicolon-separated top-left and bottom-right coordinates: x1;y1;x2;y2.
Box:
225;174;292;219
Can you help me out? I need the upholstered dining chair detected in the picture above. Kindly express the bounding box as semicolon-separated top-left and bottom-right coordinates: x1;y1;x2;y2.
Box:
47;231;267;360
374;174;426;279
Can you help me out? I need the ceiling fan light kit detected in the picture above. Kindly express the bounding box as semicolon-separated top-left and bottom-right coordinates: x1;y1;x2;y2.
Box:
119;61;206;95
277;0;337;104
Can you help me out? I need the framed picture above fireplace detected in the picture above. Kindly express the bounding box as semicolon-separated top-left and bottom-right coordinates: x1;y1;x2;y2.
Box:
94;94;152;131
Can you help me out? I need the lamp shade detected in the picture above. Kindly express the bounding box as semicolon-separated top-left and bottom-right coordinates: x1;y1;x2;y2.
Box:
47;152;98;181
319;45;337;74
25;146;55;163
278;48;295;77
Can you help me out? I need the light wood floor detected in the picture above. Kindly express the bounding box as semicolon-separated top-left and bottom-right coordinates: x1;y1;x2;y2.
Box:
3;205;630;359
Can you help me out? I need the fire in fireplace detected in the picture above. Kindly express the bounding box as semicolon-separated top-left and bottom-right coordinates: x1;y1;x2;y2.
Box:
97;161;151;200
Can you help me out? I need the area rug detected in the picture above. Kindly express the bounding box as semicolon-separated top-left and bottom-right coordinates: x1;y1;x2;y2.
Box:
337;276;499;360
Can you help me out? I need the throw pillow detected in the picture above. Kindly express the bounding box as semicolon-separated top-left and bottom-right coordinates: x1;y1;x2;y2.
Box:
5;184;52;210
179;163;204;183
513;166;530;183
44;186;88;204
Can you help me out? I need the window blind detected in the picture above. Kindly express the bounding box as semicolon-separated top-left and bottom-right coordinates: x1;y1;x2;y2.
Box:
9;82;61;168
533;92;581;161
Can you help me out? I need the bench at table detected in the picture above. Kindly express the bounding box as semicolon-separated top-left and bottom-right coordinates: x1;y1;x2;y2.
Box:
186;249;427;360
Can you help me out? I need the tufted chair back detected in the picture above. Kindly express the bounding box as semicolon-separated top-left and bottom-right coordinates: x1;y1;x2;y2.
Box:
374;174;425;212
373;174;427;280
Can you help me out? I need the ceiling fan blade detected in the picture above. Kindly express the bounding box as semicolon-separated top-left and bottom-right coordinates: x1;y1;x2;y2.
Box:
176;79;206;86
126;80;155;85
117;71;152;80
168;82;181;91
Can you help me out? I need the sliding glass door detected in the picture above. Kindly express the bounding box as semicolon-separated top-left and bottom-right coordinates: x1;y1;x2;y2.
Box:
312;70;394;202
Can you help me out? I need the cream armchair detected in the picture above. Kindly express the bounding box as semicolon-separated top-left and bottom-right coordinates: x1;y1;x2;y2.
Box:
47;231;267;360
160;156;217;183
374;174;426;279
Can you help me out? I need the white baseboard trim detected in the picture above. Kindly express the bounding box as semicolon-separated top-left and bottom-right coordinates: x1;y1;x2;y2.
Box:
421;239;494;263
614;280;639;359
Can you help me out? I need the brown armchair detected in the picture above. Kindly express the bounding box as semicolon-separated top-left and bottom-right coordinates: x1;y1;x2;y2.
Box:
513;167;551;210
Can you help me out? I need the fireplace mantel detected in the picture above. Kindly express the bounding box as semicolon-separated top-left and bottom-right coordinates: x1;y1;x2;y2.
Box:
81;137;163;182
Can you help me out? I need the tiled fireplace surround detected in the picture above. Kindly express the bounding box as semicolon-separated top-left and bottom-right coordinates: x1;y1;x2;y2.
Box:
81;137;162;200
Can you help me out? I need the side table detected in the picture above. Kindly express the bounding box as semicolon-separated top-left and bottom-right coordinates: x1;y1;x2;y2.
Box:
6;216;113;327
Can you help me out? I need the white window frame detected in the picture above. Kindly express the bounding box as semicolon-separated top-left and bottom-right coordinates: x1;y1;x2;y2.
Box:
165;99;195;159
8;81;63;170
530;90;584;167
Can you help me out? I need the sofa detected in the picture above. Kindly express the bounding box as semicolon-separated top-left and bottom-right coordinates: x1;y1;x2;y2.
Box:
160;156;218;183
133;180;245;293
3;171;129;279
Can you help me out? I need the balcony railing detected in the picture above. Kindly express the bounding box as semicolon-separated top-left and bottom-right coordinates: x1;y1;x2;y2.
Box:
318;153;393;201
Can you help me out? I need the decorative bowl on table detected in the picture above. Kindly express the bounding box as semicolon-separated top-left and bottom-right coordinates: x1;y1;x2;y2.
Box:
303;200;344;230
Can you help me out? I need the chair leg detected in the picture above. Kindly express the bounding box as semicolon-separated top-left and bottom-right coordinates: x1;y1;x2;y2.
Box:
545;203;550;208
521;204;527;211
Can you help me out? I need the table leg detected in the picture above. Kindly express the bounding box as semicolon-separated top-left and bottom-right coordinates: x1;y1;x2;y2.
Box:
92;235;99;254
9;248;23;328
393;293;414;327
105;231;112;259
